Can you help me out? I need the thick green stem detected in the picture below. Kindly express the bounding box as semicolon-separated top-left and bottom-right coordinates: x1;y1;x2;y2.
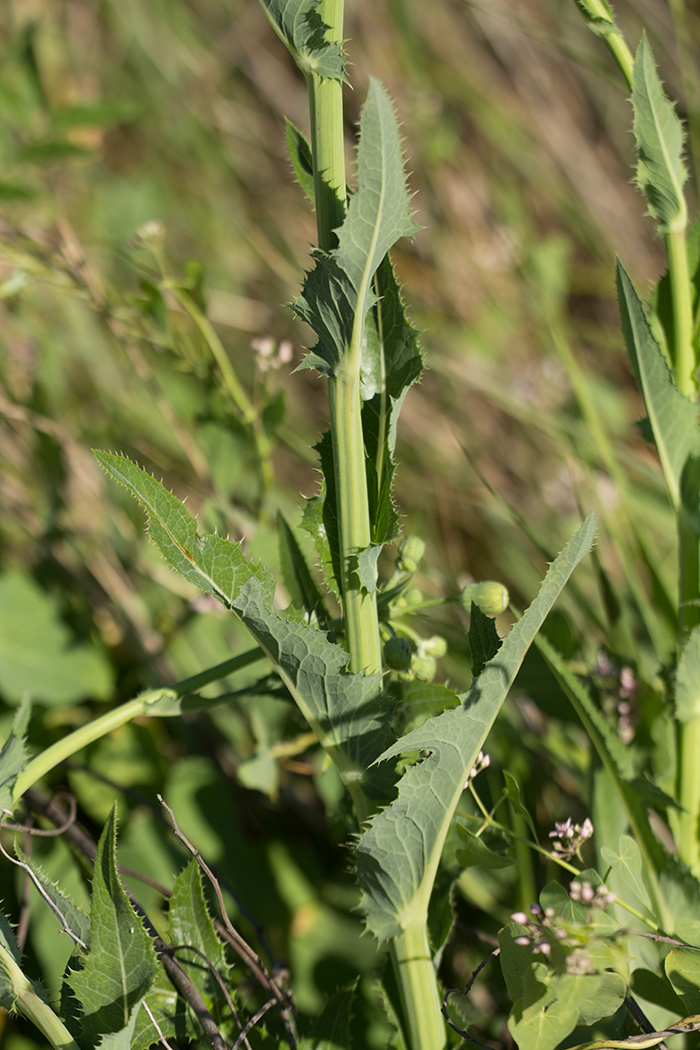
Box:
0;945;81;1050
666;227;695;397
13;648;265;802
307;0;382;675
328;375;383;674
390;925;446;1050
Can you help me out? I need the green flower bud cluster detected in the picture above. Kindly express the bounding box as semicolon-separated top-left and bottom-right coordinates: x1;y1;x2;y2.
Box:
458;581;509;617
384;635;412;671
396;536;426;575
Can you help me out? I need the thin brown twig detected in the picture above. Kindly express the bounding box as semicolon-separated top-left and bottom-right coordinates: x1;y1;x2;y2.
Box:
168;943;250;1049
442;947;501;1049
231;998;276;1050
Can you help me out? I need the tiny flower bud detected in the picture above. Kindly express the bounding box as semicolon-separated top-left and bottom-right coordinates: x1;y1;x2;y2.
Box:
397;536;426;574
458;581;509;617
422;635;447;658
514;936;531;946
384;636;413;671
511;913;529;925
411;654;437;682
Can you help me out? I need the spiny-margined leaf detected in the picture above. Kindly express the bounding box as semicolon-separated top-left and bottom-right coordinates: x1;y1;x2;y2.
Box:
94;451;260;607
617;262;700;509
168;860;229;1020
632;33;688;234
257;0;345;80
295;79;418;378
286;117;315;203
304;255;423;594
67;806;157;1047
0;696;30;811
98;454;395;798
676;625;700;723
356;514;596;943
14;844;90;948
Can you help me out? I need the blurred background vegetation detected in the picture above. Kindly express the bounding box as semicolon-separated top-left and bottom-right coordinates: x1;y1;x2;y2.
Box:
0;0;697;1046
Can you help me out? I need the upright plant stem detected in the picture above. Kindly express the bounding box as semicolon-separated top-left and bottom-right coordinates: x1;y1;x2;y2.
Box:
306;7;443;1047
307;0;382;676
667;221;700;874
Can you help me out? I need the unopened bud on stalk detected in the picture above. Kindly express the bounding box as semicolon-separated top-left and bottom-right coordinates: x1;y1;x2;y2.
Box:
384;636;412;671
411;654;437;682
422;635;447;658
397;536;426;574
458;581;509;617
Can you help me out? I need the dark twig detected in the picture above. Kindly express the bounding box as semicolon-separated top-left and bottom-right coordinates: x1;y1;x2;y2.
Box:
624;995;670;1050
158;795;297;1049
441;947;501;1049
232;998;276;1050
169;943;250;1049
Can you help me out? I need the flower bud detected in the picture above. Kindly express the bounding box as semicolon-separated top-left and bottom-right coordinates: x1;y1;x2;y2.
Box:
458;581;509;617
411;654;437;681
397;536;426;574
422;635;447;658
384;636;412;671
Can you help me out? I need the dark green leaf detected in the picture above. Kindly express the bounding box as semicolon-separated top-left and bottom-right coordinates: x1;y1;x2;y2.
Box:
68;806;157;1046
469;604;502;677
285;118;315;203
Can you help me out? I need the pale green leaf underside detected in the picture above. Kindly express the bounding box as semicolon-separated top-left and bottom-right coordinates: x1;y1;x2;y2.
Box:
356;514;596;942
68;807;157;1044
94;452;260;606
257;0;345;80
97;454;395;798
295;79;418;378
632;34;687;233
617;262;700;508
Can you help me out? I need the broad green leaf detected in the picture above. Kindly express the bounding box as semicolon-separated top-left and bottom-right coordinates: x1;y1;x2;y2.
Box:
95;999;144;1050
632;34;687;234
68;807;157;1046
257;0;346;80
301;983;357;1050
14;845;90;948
98;456;395;799
285;118;315;203
566;972;626;1028
230;575;396;799
295;79;418;379
675;624;700;722
665;948;700;1012
356;514;596;942
0;573;111;707
94;452;260;607
601;835;652;909
0;697;30;811
168;860;229;1017
617;261;700;510
456;826;514;870
278;511;330;623
509;972;579;1050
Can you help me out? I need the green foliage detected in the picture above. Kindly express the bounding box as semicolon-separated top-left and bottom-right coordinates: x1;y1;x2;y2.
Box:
68;807;157;1047
356;515;595;944
0;573;111;706
257;0;346;80
631;35;688;236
